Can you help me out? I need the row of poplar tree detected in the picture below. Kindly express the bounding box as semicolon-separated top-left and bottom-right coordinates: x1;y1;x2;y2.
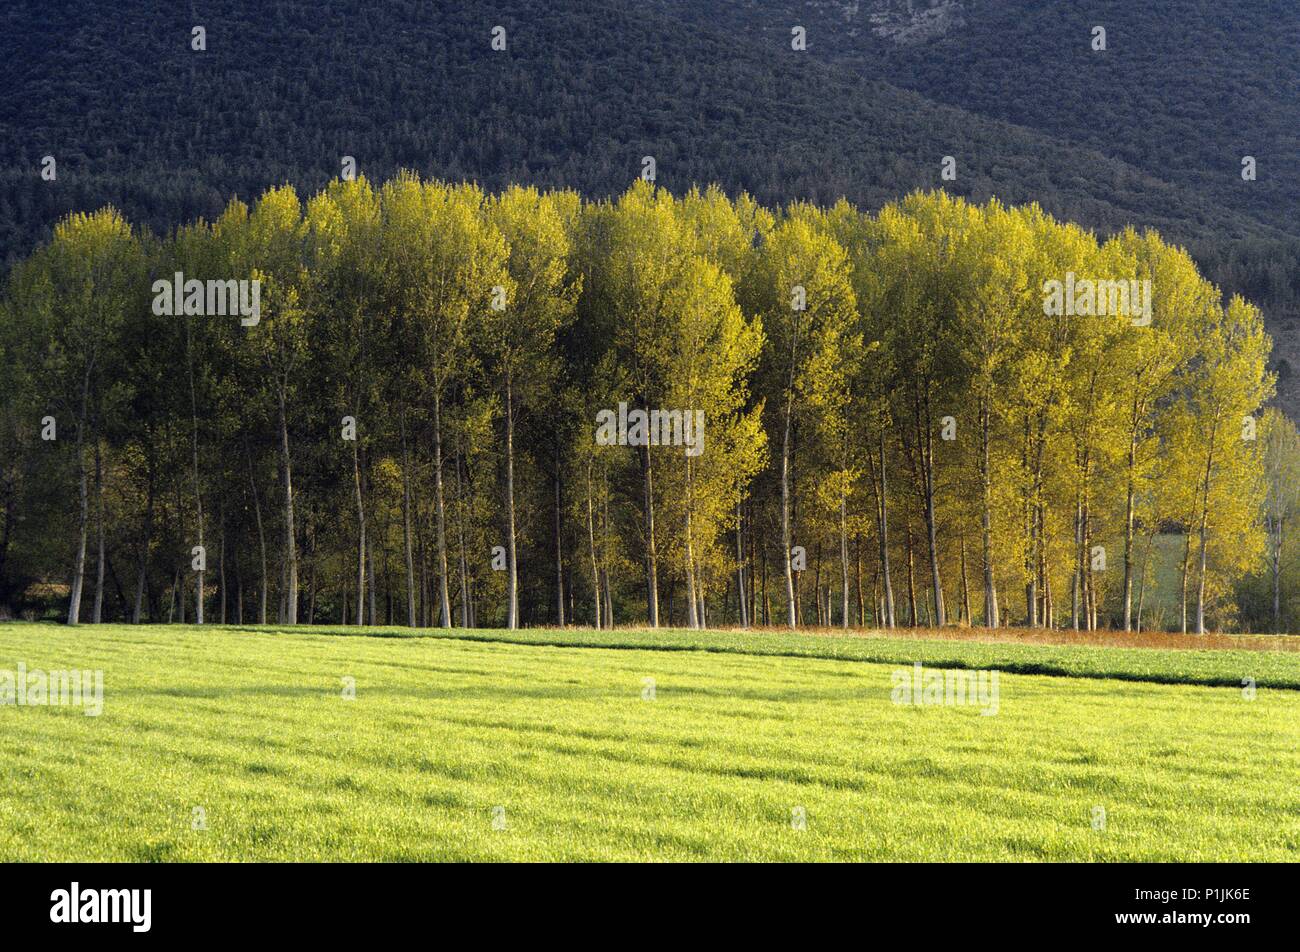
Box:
2;175;1297;634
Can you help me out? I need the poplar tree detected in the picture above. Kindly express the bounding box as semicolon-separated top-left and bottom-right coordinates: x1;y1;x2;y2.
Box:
234;188;312;624
308;177;384;624
654;256;765;628
1183;297;1273;633
1109;230;1203;630
598;182;692;626
381;177;507;627
12;210;143;625
747;214;856;628
1260;409;1300;632
484;186;579;629
952;201;1032;627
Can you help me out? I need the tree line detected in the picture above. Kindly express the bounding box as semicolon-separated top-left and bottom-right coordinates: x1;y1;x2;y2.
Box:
1;176;1296;633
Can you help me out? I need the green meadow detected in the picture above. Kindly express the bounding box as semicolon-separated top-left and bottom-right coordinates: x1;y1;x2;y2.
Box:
0;623;1296;861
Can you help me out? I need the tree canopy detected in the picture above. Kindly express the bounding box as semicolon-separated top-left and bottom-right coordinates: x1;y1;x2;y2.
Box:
0;178;1292;634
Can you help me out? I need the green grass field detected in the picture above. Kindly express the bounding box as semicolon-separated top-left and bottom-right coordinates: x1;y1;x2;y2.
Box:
1;622;1296;861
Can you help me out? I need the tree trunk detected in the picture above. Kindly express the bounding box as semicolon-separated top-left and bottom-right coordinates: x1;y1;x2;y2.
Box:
188;320;205;625
92;438;105;623
277;390;298;624
307;566;316;625
168;566;179;623
736;501;748;629
1136;531;1153;633
1072;494;1083;631
749;517;758;625
813;540;823;625
1043;548;1055;629
218;514;227;625
67;377;91;626
431;388;452;627
838;488;850;629
979;398;999;627
0;460;16;618
959;531;971;625
246;442;269;626
553;441;565;627
697;571;707;628
586;460;601;629
401;410;417;627
1195;420;1218;635
1121;423;1138;630
455;448;470;628
1179;530;1192;634
1273;515;1285;633
874;424;896;628
685;459;699;630
905;521;918;626
133;456;154;624
351;417;367;626
854;532;865;627
366;512;377;625
177;559;186;624
1025;413;1047;627
503;376;520;629
1084;499;1096;631
642;423;660;628
780;402;797;628
919;400;945;627
601;469;614;627
235;559;244;625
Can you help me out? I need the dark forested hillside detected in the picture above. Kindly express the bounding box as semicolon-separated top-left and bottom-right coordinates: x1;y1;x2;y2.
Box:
2;0;1297;411
662;1;1299;234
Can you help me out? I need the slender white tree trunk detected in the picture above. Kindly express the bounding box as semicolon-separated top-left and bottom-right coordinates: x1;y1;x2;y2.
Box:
67;379;91;626
432;387;452;627
92;438;105;623
587;461;601;629
504;376;519;629
780;402;796;628
278;387;298;624
401;410;417;627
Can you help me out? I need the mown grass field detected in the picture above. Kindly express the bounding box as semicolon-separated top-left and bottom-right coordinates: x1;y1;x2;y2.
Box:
0;622;1297;861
